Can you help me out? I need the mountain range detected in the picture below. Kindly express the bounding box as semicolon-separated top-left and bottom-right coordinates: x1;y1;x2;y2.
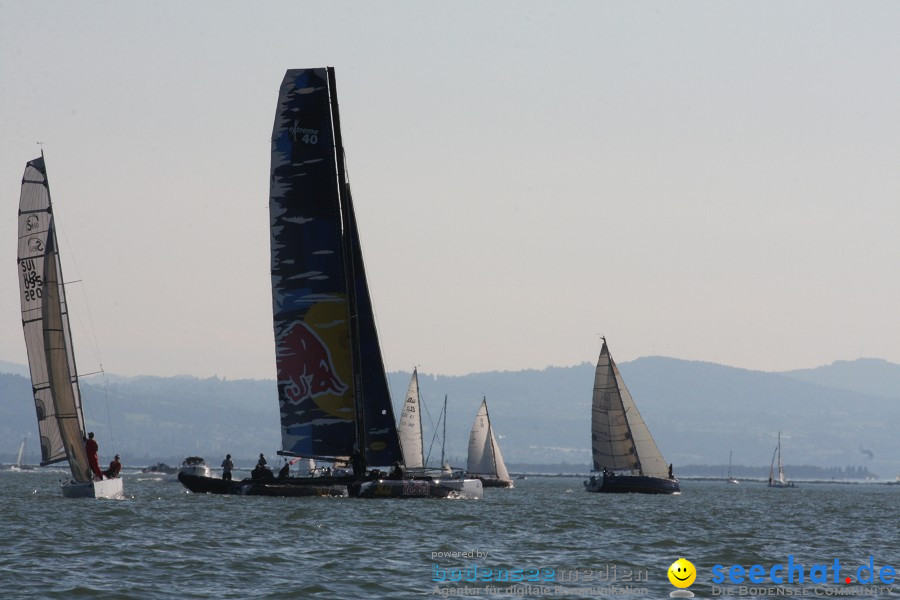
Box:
1;357;897;478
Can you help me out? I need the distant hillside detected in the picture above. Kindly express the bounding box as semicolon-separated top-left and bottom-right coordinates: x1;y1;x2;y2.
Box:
2;358;898;478
783;358;900;399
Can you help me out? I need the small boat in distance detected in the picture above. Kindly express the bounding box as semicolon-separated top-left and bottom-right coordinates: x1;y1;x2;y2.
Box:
584;338;680;494
727;450;739;484
768;432;795;488
179;457;211;478
17;155;123;499
466;397;514;488
10;438;35;471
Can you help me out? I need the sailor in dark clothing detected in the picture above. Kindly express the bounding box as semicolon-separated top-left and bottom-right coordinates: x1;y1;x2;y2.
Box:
388;461;404;480
668;463;674;479
350;448;367;478
278;461;290;480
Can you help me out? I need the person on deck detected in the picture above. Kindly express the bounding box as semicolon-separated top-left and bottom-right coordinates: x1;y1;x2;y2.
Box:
221;454;234;481
350;448;367;478
278;461;290;480
389;461;404;480
257;453;267;468
104;454;122;479
84;432;103;480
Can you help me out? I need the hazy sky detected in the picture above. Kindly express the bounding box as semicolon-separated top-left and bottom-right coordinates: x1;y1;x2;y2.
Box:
3;1;900;380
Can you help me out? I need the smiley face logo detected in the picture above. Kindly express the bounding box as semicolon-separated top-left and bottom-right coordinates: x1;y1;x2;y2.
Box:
668;558;696;588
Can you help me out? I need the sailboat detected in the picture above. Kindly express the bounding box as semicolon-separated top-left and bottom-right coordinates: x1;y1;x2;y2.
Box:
768;431;795;488
17;155;124;499
466;397;514;488
11;438;35;471
178;68;480;500
726;450;739;484
398;368;469;479
584;338;680;494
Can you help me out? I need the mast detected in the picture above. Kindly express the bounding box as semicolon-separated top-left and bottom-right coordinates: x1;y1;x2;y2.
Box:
415;369;424;467
441;394;447;468
327;66;365;453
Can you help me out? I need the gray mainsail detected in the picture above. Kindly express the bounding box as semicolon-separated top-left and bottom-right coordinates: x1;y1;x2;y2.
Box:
590;339;668;478
466;398;511;481
18;155;91;483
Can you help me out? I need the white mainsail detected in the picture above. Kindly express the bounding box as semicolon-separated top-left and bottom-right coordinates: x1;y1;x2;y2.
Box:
590;339;668;479
18;156;91;483
397;368;424;469
466;398;510;482
16;439;26;468
769;432;788;485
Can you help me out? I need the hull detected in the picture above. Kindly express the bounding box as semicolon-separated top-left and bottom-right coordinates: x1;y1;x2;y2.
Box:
61;477;125;499
178;472;347;497
584;474;680;495
355;478;483;499
473;476;514;489
768;480;796;488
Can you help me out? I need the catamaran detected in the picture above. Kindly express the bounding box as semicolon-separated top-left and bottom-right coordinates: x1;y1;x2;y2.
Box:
178;68;481;499
584;338;679;494
17;155;124;499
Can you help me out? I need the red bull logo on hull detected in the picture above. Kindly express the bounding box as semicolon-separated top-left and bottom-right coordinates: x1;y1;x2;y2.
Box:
277;320;348;404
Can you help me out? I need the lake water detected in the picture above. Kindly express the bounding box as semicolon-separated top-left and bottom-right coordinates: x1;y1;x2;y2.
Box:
0;470;896;599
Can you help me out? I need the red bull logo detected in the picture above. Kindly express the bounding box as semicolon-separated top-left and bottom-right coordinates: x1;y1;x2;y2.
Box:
277;320;348;404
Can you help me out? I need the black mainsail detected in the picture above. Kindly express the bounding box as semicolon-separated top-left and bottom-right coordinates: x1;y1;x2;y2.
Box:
270;68;402;467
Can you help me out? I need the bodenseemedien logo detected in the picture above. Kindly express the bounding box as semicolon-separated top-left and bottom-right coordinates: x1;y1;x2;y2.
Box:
669;558;697;597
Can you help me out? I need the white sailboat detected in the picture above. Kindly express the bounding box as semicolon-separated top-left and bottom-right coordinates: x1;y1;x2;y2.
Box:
398;368;467;479
466;397;513;488
11;438;35;471
584;338;679;494
727;450;739;484
17;154;124;499
768;432;795;488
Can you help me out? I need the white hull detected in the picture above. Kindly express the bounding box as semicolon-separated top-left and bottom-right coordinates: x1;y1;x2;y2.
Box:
61;478;125;499
179;465;211;477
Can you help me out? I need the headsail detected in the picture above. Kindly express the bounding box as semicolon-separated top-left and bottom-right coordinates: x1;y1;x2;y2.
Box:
269;67;400;465
467;398;510;481
398;369;424;469
18;156;91;482
590;340;668;478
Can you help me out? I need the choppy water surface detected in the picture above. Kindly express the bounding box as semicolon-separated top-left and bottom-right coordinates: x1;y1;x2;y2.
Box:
0;471;896;599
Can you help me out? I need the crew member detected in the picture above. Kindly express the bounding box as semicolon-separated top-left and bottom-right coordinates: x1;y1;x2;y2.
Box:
85;432;103;480
221;454;234;481
104;454;122;479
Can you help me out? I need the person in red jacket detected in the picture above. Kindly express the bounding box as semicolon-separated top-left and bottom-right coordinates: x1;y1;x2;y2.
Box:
85;432;103;480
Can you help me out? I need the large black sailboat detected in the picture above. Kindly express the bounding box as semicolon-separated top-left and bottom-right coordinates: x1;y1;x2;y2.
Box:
179;68;481;499
584;338;680;494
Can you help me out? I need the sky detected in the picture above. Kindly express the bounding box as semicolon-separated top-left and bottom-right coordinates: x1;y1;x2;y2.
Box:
2;1;900;380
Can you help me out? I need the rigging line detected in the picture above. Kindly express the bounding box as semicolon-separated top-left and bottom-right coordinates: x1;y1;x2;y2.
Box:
424;405;444;467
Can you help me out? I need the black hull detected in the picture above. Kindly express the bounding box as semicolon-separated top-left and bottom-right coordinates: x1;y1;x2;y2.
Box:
584;474;680;495
178;473;349;497
475;477;514;488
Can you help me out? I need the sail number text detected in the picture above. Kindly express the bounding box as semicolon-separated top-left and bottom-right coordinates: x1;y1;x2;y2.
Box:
21;259;43;301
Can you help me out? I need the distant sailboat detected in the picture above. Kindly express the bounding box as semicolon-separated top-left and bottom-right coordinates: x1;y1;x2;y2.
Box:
727;450;739;484
466;397;514;488
584;338;680;494
177;68;480;499
17;155;124;499
11;438;35;471
398;368;470;479
768;432;795;488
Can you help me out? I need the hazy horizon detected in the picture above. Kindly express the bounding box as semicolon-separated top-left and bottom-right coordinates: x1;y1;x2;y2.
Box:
4;2;900;380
